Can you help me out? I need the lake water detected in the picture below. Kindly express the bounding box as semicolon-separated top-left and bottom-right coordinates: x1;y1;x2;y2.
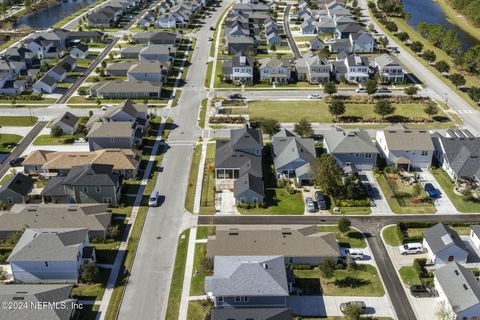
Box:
15;0;97;29
403;0;478;49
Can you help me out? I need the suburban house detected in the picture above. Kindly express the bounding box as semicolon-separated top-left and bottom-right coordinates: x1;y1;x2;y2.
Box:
51;111;80;135
376;124;434;170
0;173;34;205
106;60;170;79
205;256;292;308
207;225;340;265
258;57;291;84
432;130;480;184
371;54;405;84
89;80;162;99
470;225;480;250
0;284;76;320
23;148;139;178
222;53;255;84
0;203;111;240
87;121;143;151
127;60;166;83
309;37;325;51
225;35;256;55
434;262;480;319
7;228;95;283
342;54;370;83
132;31;182;45
215;125;265;205
266;31;282;46
271;129;316;185
40;164;122;205
329;32;375;53
423;223;469;265
47;65;67;82
33;75;57;94
94;99;149;129
323;128;379;171
211;308;293;320
70;44;89;58
301;20;316;34
296;52;331;83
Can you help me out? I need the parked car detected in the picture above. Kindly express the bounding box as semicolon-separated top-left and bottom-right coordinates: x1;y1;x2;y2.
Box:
398;243;424;255
229;94;244;100
9;157;24;167
210;26;215;30
424;183;440;198
308;93;321;99
377;87;391;93
340;301;367;314
305;197;316;212
208;37;213;41
355;88;367;93
345;248;364;260
148;191;160;207
410;285;436;298
314;191;327;210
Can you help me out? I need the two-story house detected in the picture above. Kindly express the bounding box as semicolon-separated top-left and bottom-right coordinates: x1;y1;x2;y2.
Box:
296;52;331;84
371;54;405;84
222;53;255;84
87;121;143;151
258;57;291;84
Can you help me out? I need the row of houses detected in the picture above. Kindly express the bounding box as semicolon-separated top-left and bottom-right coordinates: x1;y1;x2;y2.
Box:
138;0;206;28
87;0;144;27
222;51;405;85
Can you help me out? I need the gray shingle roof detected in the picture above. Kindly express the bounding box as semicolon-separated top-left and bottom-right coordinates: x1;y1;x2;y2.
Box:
62;164;120;186
434;262;480;313
215;141;263;177
87;121;135;138
0;173;33;196
382;124;434;151
423;223;467;254
231;125;263;149
205;256;289;296
323;128;378;154
272;129;316;170
234;173;264;198
212;308;292;320
53;111;79;128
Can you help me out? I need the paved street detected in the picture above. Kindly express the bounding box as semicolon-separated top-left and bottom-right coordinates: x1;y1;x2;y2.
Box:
283;4;301;59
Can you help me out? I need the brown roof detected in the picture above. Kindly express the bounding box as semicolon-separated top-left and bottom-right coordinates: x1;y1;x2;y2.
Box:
206;225;340;258
22;150;54;166
382;124;434;151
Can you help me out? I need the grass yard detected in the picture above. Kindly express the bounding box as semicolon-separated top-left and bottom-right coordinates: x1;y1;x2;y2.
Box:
0;116;37;126
399;266;421;286
382;225;402;246
33;134;75;146
430;168;480;213
237;187;305;215
247;100;452;124
196;226;216;240
294;264;385;296
199;99;207;129
376;173;436;214
71;267;111;301
200;143;216;214
0;134;22;152
165;229;190;320
0;173;13;185
185;145;202;213
187;300;213;320
318;226;366;248
190;243;212;296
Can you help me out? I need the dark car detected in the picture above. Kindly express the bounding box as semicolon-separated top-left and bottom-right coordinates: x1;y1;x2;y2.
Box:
424;183;440;198
410;285;436;298
229;94;244;100
305;197;317;213
314;191;327;210
9;157;24;167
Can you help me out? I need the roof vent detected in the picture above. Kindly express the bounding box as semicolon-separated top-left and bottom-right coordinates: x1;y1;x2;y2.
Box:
455;270;459;276
463;284;468;290
262;263;268;269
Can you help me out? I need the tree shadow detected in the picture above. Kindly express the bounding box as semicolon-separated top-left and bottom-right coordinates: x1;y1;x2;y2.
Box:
334;276;370;289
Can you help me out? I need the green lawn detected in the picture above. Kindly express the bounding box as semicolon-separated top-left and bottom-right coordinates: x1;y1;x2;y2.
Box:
199;99;207;129
436;0;480;42
430;168;480;213
190;243;212;296
318;226;366;248
71;267;110;301
247;100;452;124
200;144;216;215
376;173;437;214
0;174;13;185
33;135;75;146
382;225;402;246
187;300;212;320
0;134;22;152
237;188;305;215
399;266;421;286
165;229;190;320
196;226;216;240
185;145;202;213
0;116;37;126
294;264;385;296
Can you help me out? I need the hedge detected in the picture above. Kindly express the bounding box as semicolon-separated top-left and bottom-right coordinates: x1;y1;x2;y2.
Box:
396;221;477;244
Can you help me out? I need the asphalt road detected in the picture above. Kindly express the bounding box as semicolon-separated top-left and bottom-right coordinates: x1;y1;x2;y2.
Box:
0;121;47;177
117;2;232;319
283;4;301;59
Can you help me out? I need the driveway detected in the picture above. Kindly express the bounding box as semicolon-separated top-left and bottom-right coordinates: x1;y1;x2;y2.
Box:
218;190;239;215
419;169;458;214
361;171;391;215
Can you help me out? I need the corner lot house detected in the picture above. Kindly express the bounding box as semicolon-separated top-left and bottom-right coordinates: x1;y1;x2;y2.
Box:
376;124;434;170
0;284;76;320
0;173;33;205
205;256;291;308
434;262;480;319
7;228;95;283
207;225;340;264
51;111;80;135
323;128;378;171
423;223;469;265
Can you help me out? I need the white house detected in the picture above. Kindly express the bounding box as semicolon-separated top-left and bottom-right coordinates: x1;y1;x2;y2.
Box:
51;111;80;135
47;65;67;82
470;225;480;250
423;223;469;265
376;124;434;170
157;16;177;28
7;228;96;283
33;75;57;94
434;262;480;319
70;44;89;59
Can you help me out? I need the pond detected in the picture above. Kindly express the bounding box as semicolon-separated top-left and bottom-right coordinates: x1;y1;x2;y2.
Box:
402;0;478;49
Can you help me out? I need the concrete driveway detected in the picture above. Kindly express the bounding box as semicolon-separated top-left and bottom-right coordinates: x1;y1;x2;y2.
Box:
361;171;391;215
419;169;459;214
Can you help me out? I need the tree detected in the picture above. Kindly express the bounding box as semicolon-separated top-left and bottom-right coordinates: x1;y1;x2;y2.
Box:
310;154;344;197
328;99;345;121
293;118;314;138
78;88;87;96
323;81;337;96
449;73;466;88
422;50;436;63
468;86;480;103
411;183;422;200
404;85;418;96
344;304;364;320
101;60;107;68
410;41;423;53
434;60;450;73
259;118;280;136
424;102;439;118
319;257;336;284
365;79;378;95
270;44;276;52
80;262;99;283
374;99;395;120
338;217;351;234
378;36;389;49
396;31;409;42
50;126;64;138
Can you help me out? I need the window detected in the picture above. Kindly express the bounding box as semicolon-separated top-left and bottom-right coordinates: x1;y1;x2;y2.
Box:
44;261;48;267
7;197;13;204
82;186;88;192
234;296;241;302
103;197;112;204
355;153;359;158
110;138;115;143
95;186;101;193
448;256;454;262
243;296;249;302
421;151;428;156
218;296;224;303
365;153;372;159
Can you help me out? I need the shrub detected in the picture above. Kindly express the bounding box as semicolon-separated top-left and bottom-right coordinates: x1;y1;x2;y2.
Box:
291;264;315;270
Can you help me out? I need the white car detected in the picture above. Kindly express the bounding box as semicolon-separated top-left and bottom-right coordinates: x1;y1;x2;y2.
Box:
148;191;160;207
398;243;424;255
308;94;321;99
346;249;364;260
355;88;367;93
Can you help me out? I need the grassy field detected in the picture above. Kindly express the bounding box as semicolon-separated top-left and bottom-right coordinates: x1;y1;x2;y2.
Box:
318;226;366;248
196;226;216;240
199;99;207;129
247;100;452;124
0;116;37;126
435;0;480;43
237;188;305;215
33;134;75;146
0;134;23;152
187;301;212;320
294;264;385;296
200;143;216;214
190;243;212;296
185;145;202;213
430;168;480;213
399;266;421;286
382;225;402;246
